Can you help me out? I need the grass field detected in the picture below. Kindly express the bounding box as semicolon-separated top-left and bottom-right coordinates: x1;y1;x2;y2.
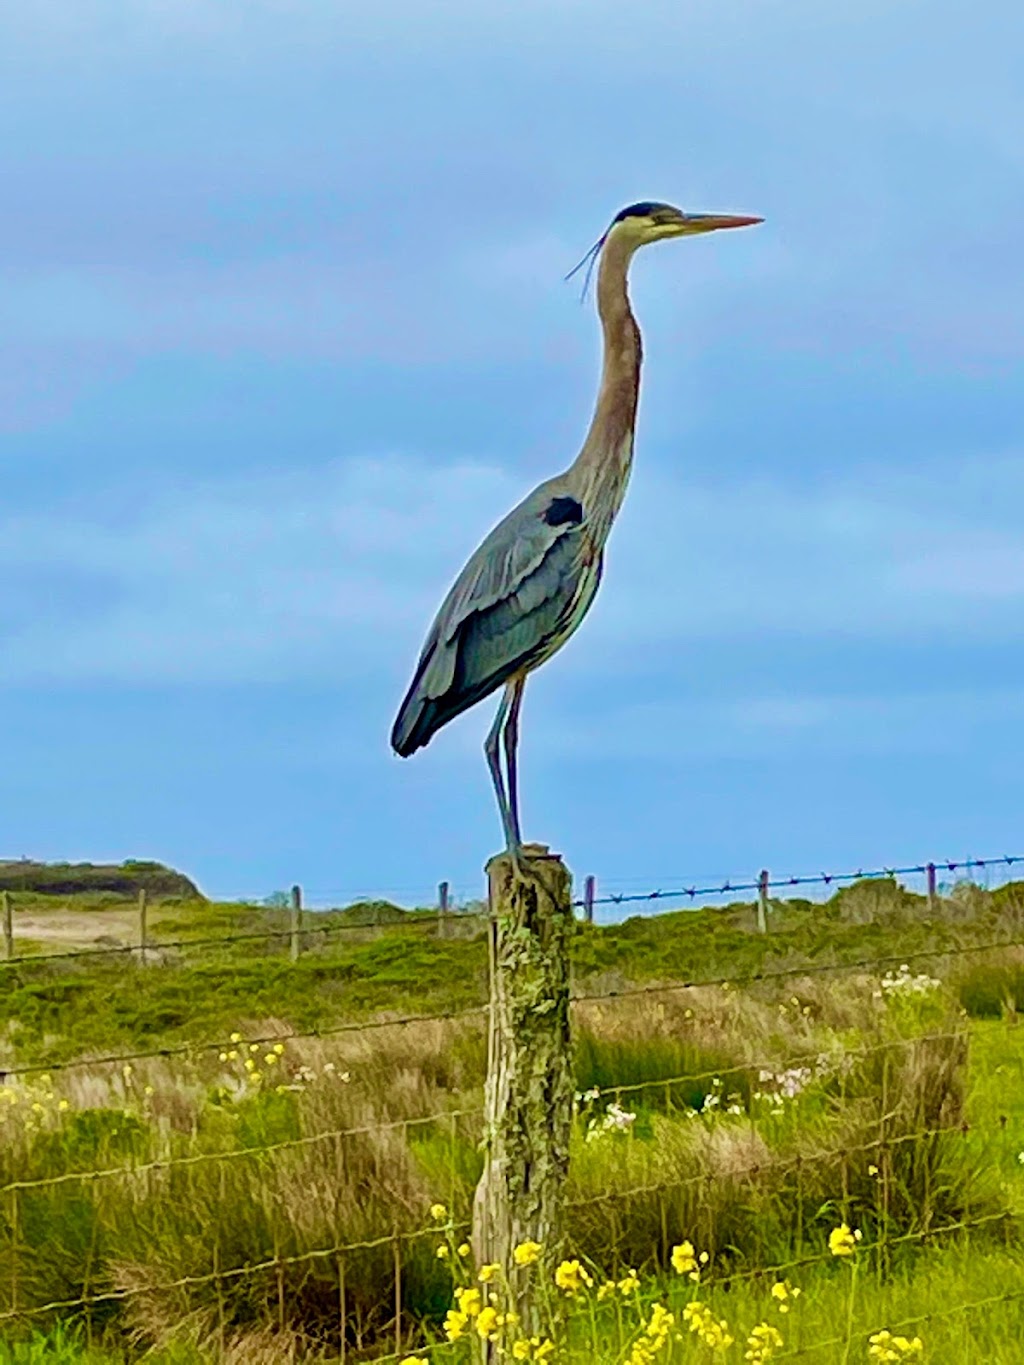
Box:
3;876;1024;1361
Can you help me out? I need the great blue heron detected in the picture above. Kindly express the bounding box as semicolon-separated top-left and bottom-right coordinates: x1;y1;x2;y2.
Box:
391;201;761;855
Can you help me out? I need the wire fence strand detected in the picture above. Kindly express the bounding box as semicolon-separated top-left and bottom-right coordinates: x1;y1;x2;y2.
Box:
576;852;1024;908
0;1028;980;1200
4;856;1024;1358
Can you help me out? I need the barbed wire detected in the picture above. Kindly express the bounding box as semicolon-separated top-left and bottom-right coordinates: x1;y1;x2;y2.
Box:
6;850;1021;975
576;852;1024;908
0;1029;977;1200
780;1286;1024;1359
0;1107;483;1199
567;1110;1012;1214
0;1002;489;1082
1;1203;1010;1340
572;932;1024;1006
362;1253;1024;1363
3;856;1023;1359
0;1219;472;1326
6;930;1022;1083
0;910;469;971
585;1026;971;1105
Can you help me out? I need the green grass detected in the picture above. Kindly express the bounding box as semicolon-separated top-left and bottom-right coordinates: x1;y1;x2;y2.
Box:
3;877;1024;1360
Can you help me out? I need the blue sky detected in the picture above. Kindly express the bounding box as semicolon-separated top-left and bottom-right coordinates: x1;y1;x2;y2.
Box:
2;2;1022;911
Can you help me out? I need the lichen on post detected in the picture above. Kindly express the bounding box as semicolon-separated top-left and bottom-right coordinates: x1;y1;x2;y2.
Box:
472;843;574;1336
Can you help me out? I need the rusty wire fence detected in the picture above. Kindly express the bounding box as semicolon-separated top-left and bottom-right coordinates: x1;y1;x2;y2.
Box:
2;864;1024;1359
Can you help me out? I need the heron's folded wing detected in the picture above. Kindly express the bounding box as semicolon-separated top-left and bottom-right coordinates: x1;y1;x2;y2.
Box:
454;530;587;691
439;498;579;645
422;498;586;699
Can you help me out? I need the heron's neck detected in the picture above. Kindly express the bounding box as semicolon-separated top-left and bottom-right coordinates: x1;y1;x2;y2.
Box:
571;234;642;541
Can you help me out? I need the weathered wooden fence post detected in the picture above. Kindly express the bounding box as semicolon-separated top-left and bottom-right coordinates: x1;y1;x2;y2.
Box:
582;874;595;925
2;891;12;960
138;889;148;966
757;868;769;934
438;880;450;938
472;844;574;1339
290;884;303;962
926;862;937;910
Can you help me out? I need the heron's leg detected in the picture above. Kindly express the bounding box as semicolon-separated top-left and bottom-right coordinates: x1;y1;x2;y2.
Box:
502;674;526;848
484;685;516;851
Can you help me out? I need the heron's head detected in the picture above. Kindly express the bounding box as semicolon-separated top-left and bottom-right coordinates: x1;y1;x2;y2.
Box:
566;200;761;294
609;200;763;245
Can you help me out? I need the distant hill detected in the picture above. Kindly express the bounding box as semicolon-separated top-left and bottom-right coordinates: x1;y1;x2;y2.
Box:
0;859;204;900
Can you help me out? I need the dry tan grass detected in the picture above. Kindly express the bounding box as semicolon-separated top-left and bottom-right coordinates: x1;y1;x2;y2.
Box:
0;957;995;1359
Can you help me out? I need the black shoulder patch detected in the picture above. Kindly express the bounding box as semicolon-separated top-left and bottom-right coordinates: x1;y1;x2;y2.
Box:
543;495;583;527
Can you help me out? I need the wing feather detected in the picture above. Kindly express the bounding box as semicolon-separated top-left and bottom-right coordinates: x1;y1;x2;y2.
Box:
391;485;592;755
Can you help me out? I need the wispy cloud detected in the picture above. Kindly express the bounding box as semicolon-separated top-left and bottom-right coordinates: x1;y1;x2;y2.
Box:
3;449;1023;688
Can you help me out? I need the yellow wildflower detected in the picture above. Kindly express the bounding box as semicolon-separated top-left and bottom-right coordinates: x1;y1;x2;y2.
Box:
683;1301;733;1352
770;1279;801;1313
430;1203;448;1221
554;1258;593;1294
272;1042;285;1055
400;1358;428;1365
597;1281;616;1300
229;1032;242;1043
218;1051;229;1062
646;1301;675;1341
513;1339;555;1362
513;1239;542;1266
868;1164;879;1177
458;1242;472;1258
671;1240;697;1275
868;1330;924;1362
455;1285;482;1317
829;1223;862;1257
745;1321;783;1362
249;1043;260;1053
476;1305;501;1340
436;1244;449;1259
444;1308;468;1341
264;1054;278;1066
478;1262;501;1284
618;1268;640;1295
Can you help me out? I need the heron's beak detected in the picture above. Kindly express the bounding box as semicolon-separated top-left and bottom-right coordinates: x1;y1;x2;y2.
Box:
676;213;763;235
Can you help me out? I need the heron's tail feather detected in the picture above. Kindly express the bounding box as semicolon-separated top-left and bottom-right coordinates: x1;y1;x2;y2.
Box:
391;690;438;757
391;631;508;757
391;635;451;756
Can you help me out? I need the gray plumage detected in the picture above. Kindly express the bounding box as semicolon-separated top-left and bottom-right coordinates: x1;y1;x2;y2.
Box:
391;200;760;852
391;477;597;757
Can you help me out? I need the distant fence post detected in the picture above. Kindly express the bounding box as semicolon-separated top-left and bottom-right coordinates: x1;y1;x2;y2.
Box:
473;844;573;1344
138;889;148;966
757;869;769;934
438;880;449;938
2;891;12;960
290;885;303;962
927;862;937;910
583;874;595;925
